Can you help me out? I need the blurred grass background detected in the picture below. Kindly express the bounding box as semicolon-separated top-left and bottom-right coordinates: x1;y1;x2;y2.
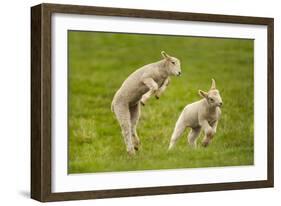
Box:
68;31;254;174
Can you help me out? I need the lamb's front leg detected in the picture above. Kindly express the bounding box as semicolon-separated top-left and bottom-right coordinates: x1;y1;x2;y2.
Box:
211;120;218;134
140;78;158;105
200;120;215;147
155;77;170;99
202;120;218;147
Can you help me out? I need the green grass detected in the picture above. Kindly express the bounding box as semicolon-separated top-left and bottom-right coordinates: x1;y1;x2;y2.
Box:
68;31;254;174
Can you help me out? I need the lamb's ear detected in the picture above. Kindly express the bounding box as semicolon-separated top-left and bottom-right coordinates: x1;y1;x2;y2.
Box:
161;51;170;59
210;78;216;90
199;90;208;98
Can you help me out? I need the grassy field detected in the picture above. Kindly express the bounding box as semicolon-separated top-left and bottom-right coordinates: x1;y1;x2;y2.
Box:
68;31;254;174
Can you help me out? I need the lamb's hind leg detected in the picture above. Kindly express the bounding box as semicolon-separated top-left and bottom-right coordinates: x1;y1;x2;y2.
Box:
113;103;135;155
168;117;186;150
187;127;201;148
130;103;141;151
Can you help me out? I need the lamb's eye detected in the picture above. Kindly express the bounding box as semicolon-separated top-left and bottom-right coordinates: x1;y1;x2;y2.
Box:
171;61;175;65
209;98;214;102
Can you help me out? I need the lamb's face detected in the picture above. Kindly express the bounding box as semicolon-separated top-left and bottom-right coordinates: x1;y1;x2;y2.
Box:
167;57;181;76
161;51;181;76
207;90;223;108
199;79;223;108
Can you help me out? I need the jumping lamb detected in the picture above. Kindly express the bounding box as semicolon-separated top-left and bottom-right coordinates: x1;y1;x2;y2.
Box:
112;51;182;155
168;79;222;149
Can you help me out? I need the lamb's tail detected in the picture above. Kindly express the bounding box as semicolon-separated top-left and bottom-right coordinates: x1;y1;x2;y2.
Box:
111;90;119;113
111;100;114;112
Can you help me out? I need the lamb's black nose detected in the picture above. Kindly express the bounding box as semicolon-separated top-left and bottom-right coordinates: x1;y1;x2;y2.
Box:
219;102;223;107
178;71;181;76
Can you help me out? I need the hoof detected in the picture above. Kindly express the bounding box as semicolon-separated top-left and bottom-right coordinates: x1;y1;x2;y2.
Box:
133;141;141;151
155;96;159;99
140;101;145;106
127;149;136;156
202;142;209;147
